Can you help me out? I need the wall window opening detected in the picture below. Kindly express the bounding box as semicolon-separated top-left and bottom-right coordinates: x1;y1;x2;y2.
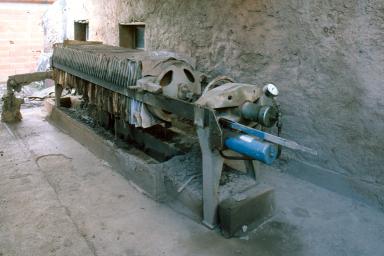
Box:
74;20;89;41
119;23;145;49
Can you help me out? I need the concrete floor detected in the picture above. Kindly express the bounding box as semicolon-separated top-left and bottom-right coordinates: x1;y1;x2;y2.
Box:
1;105;384;256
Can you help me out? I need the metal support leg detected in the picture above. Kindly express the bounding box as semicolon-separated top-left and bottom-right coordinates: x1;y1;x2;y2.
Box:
244;160;257;180
55;83;63;107
197;127;224;229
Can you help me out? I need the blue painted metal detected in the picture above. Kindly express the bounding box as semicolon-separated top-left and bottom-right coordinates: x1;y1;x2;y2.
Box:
225;135;278;165
224;120;317;155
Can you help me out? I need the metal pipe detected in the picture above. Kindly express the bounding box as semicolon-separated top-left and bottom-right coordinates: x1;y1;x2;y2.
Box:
222;119;317;155
225;135;278;165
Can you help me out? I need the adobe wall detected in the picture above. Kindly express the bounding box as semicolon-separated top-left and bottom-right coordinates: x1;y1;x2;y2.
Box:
0;3;51;81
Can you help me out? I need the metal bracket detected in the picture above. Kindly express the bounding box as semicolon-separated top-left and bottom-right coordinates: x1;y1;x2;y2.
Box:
194;106;227;228
197;127;224;229
244;160;257;180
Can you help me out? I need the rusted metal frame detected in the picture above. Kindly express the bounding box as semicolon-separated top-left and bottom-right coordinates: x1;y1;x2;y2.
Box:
53;63;195;121
53;63;227;229
194;106;225;228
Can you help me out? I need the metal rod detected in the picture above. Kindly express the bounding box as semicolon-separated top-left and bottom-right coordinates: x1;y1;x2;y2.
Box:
222;119;318;155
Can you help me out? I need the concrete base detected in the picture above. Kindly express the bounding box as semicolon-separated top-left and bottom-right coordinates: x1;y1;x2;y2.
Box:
44;98;275;235
45;98;166;201
282;159;384;212
219;184;275;238
1;93;23;123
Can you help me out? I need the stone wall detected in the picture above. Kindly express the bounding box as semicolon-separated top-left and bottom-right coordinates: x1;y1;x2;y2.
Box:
45;0;384;209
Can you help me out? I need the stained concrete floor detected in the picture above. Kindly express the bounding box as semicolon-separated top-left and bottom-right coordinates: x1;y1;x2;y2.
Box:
0;104;384;256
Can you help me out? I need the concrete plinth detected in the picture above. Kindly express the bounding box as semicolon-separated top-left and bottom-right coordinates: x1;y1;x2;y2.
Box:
44;98;275;235
1;93;23;122
45;98;166;201
219;184;275;238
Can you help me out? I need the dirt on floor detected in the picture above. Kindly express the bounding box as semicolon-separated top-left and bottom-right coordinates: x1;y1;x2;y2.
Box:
0;105;383;256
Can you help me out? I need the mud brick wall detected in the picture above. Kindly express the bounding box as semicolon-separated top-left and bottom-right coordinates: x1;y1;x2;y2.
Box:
0;2;51;81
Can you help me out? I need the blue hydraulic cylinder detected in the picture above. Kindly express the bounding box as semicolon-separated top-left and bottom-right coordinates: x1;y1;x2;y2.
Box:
224;134;278;165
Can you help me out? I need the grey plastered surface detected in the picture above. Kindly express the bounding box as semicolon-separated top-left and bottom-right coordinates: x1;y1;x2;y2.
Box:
43;0;384;209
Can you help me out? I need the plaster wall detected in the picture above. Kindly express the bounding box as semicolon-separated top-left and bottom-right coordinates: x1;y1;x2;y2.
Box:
44;0;384;208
